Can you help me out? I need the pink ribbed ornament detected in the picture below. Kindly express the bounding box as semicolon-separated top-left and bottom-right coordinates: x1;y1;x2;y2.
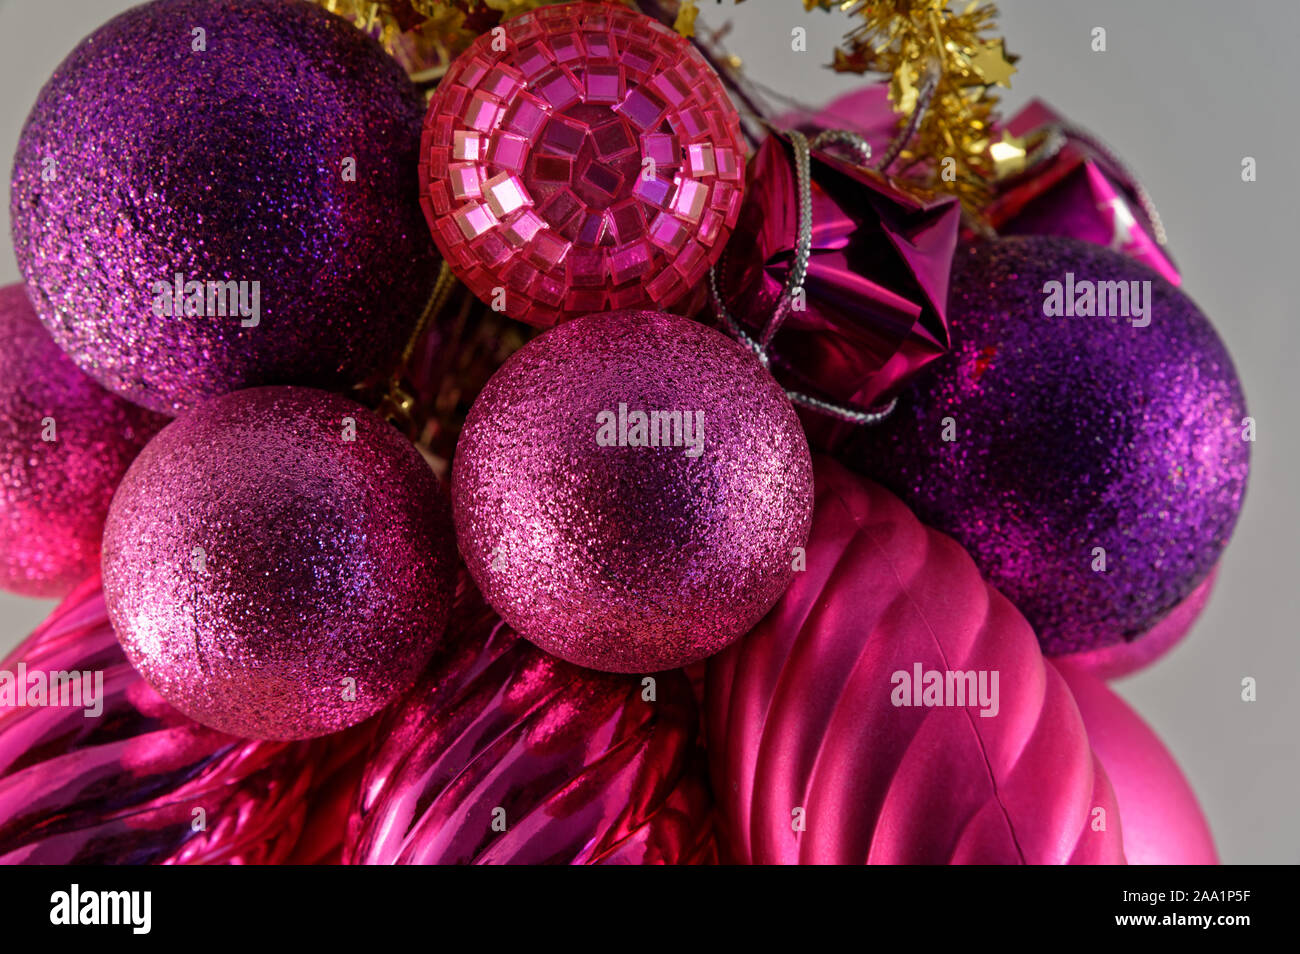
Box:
706;457;1127;864
419;1;746;327
0;577;321;864
1055;661;1218;864
345;573;716;865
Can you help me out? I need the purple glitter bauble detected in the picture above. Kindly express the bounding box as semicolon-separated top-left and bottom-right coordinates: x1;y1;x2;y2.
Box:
452;310;813;673
846;237;1250;655
102;387;457;740
0;284;166;597
9;0;436;415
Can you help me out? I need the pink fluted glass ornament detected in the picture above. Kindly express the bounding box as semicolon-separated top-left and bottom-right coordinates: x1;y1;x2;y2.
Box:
0;577;322;864
346;573;716;864
706;456;1127;864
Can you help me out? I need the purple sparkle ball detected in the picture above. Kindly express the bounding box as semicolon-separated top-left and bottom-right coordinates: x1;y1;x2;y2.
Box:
846;237;1250;655
9;0;436;415
452;310;814;673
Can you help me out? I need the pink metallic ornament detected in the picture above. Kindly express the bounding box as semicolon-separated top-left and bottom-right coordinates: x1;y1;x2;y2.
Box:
286;721;378;865
420;1;746;327
715;131;960;451
0;577;316;864
985;100;1180;285
102;387;457;740
706;457;1126;864
1059;567;1218;681
452;310;813;673
1056;661;1218;864
345;572;717;864
0;284;166;597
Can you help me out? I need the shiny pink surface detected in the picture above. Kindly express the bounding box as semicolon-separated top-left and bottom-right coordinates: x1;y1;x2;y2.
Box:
420;1;745;327
706;457;1126;864
0;577;320;864
716;131;960;451
452;310;813;673
102;387;457;740
1055;661;1218;864
1060;566;1219;681
0;284;165;597
345;573;716;864
986;100;1181;286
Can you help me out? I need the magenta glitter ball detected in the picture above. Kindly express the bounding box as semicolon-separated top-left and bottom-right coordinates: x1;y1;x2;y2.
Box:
420;1;746;328
845;237;1250;655
452;310;813;673
9;0;436;414
0;284;166;597
102;387;457;740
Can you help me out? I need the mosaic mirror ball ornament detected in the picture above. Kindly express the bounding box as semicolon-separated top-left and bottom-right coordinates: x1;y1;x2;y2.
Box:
9;0;436;415
420;2;747;328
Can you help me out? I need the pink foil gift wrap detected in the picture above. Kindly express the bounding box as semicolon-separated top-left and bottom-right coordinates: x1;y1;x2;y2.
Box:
984;100;1180;285
779;83;900;154
715;132;960;451
345;574;716;865
705;457;1127;865
1055;662;1217;865
0;576;324;864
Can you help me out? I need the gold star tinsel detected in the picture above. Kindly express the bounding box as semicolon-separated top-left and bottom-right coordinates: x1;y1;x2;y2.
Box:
810;0;1017;211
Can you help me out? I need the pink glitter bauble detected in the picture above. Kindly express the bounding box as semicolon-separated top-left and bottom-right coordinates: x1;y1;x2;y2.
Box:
420;1;746;328
706;457;1125;864
345;572;717;864
452;310;813;673
0;284;166;597
102;387;457;740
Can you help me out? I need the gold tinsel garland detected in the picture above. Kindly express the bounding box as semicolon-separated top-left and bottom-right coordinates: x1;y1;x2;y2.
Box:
807;0;1018;210
314;0;586;83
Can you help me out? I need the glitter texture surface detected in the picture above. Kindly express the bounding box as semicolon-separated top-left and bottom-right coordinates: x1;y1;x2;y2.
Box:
102;387;457;740
452;310;813;673
846;237;1250;655
0;284;165;597
420;2;746;328
9;0;436;415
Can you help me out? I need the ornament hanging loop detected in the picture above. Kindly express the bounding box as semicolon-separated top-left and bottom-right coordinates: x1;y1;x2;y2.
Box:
711;127;898;426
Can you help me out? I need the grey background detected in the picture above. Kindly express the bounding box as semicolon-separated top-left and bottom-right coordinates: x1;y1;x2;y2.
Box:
0;0;1295;863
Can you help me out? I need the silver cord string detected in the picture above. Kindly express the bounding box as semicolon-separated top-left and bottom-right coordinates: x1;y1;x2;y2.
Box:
710;127;901;425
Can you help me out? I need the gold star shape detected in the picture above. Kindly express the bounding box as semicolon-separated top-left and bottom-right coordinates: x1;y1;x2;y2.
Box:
967;38;1017;87
989;129;1029;178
